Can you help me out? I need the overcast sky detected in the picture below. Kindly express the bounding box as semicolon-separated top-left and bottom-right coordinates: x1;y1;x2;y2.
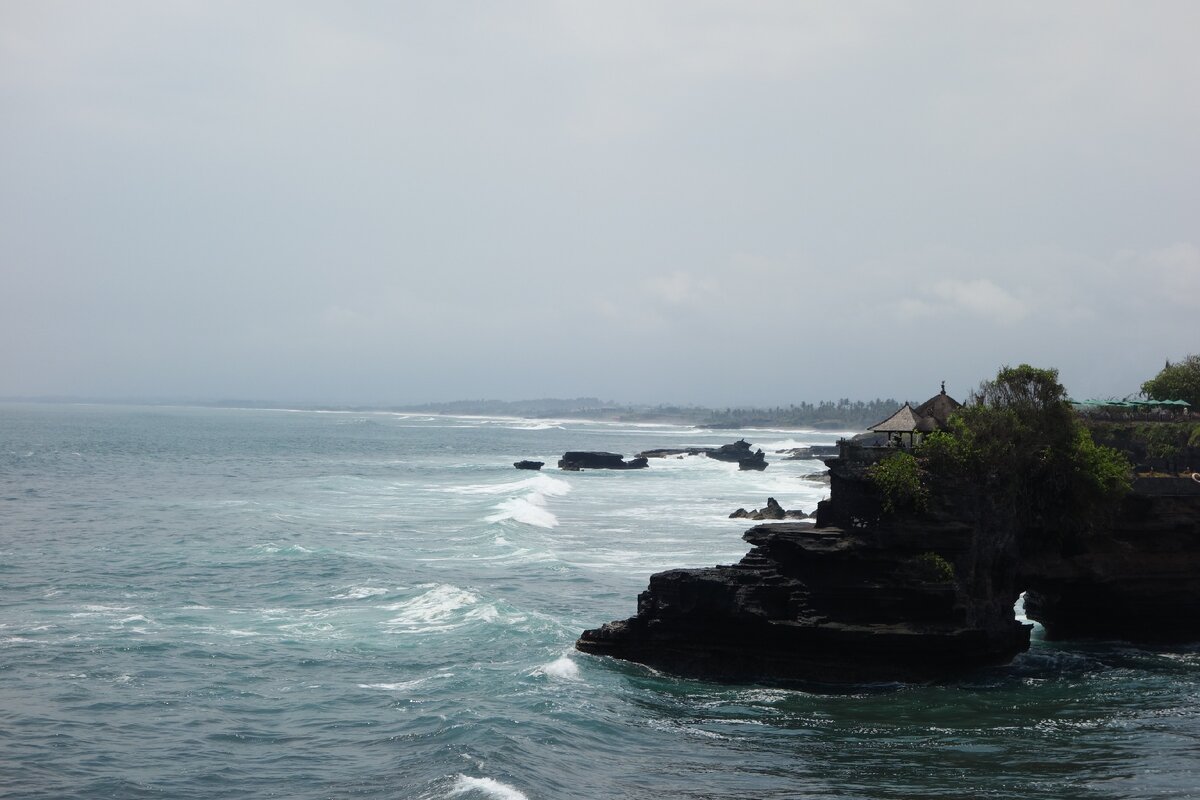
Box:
2;2;1197;406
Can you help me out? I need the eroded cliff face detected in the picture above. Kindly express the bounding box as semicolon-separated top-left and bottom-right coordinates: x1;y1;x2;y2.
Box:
576;453;1031;683
1022;479;1200;642
576;448;1200;683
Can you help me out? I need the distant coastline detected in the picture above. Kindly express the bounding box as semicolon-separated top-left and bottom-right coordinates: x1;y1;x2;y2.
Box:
0;396;898;431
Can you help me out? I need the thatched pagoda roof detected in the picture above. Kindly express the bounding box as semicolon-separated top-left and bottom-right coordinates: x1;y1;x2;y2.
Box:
915;386;962;428
870;403;925;433
870;385;963;435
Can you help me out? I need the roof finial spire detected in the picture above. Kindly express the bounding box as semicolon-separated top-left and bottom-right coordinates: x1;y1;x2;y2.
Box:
940;380;946;394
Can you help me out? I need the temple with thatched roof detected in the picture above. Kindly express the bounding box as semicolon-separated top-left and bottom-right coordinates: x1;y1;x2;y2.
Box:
870;383;962;447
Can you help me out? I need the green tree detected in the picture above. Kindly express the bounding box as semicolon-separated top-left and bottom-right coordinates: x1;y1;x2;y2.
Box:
917;364;1131;539
1141;354;1200;409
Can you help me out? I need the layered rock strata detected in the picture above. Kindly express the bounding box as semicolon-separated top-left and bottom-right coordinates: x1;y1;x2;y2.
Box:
1022;479;1200;642
577;451;1031;683
577;441;1200;683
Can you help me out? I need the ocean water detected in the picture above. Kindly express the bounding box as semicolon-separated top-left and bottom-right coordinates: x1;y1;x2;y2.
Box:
1;404;1198;800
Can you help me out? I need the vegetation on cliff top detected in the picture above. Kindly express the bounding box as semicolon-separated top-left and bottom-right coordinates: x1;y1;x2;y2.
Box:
867;451;929;513
1141;354;1200;409
913;365;1131;537
1085;420;1200;471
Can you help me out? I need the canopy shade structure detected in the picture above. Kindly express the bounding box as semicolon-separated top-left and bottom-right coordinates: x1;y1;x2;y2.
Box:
1071;398;1192;410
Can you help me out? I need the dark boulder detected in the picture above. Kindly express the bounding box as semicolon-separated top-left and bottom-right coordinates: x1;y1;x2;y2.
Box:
708;439;755;463
759;497;786;520
739;450;768;471
557;451;649;471
513;460;544;471
730;497;809;521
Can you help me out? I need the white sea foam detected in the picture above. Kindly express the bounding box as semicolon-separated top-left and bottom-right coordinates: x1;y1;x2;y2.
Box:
358;679;426;692
485;497;558;529
380;585;481;633
756;438;817;451
534;655;581;681
253;543;314;555
453;474;572;529
449;475;571;497
464;604;500;623
448;775;529;800
331;586;390;600
359;673;455;693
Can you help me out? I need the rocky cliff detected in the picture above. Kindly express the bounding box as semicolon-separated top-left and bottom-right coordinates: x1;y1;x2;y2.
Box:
1022;478;1200;641
577;448;1031;683
577;444;1200;683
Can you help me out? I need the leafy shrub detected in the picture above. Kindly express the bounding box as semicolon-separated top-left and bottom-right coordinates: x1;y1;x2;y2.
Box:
868;451;928;513
912;551;955;583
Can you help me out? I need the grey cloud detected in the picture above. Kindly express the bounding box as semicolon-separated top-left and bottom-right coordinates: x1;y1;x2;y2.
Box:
1;2;1197;405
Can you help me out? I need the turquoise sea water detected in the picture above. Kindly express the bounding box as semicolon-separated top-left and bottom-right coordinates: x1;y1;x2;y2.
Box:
2;403;1198;799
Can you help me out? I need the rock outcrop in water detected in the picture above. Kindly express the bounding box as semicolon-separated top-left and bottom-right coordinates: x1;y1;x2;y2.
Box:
576;440;1200;683
513;460;544;471
558;452;649;471
578;445;1030;682
635;440;769;470
707;439;756;463
738;450;768;471
729;497;809;520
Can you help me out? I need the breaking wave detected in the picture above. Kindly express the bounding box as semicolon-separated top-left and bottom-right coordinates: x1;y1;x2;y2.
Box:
448;775;529;800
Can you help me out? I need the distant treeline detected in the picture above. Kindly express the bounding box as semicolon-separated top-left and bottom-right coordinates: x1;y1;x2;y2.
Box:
399;397;902;431
694;399;902;430
399;397;617;416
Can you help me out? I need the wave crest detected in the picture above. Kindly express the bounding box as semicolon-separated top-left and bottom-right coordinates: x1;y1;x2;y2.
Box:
449;775;529;800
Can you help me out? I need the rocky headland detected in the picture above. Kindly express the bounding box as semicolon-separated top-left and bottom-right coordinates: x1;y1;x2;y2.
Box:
577;443;1033;682
577;438;1200;683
